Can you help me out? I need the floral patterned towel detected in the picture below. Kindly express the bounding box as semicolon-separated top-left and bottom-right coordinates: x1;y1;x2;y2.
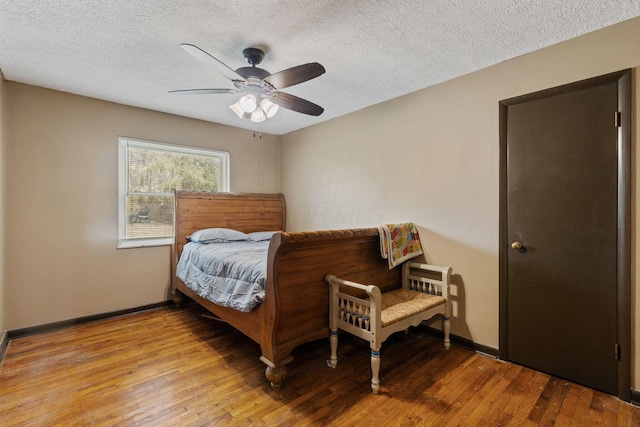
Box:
377;223;423;269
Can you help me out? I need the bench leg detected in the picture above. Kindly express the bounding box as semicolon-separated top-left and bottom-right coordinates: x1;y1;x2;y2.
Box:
327;330;339;368
371;348;381;394
444;316;451;350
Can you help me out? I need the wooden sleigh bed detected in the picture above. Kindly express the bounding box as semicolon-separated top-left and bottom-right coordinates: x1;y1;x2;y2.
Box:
170;190;402;388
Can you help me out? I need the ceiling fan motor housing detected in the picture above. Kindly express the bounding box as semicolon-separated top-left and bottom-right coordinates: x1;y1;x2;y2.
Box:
235;67;271;81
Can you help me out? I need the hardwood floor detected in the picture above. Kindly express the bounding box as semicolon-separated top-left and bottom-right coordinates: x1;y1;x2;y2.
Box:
1;306;638;426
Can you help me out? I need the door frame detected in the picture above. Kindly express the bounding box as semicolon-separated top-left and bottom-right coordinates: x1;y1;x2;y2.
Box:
498;69;632;401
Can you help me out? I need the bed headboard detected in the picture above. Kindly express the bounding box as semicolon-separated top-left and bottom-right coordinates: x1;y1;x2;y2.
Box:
173;190;286;257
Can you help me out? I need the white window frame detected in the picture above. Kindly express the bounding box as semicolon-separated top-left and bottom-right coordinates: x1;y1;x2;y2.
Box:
118;137;230;249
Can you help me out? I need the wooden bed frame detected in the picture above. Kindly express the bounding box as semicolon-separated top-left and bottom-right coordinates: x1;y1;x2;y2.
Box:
171;190;402;388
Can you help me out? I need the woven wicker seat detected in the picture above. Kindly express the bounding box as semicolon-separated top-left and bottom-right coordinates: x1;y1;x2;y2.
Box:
326;262;452;393
380;288;446;327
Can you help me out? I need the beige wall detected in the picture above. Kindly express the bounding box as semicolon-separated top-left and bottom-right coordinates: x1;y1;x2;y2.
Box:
0;70;5;336
281;18;640;387
4;83;280;329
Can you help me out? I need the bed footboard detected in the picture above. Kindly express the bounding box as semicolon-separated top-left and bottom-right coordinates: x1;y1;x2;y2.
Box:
258;228;402;386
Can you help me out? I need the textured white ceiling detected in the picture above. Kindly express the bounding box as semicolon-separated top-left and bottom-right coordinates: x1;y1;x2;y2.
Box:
1;1;638;135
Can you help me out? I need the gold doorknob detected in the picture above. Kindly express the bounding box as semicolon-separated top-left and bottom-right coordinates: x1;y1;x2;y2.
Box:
511;242;522;250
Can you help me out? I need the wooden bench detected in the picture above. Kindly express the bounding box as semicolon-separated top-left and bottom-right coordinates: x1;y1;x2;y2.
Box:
325;262;452;393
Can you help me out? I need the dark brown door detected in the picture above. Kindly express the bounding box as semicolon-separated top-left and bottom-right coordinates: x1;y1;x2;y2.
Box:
499;71;631;397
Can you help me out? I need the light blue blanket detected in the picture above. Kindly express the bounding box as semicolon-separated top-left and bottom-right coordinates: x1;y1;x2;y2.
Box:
176;240;269;312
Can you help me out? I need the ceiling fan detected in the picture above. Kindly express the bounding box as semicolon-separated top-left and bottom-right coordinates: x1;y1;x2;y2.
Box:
171;44;326;122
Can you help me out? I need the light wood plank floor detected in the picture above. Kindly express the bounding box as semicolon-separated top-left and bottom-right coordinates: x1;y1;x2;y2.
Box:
1;305;639;426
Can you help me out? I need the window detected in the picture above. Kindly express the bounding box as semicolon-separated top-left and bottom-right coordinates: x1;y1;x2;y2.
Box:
118;137;229;248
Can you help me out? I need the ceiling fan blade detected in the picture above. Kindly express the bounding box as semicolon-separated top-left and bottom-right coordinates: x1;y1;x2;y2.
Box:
180;43;245;82
271;92;324;116
169;88;239;95
264;62;325;89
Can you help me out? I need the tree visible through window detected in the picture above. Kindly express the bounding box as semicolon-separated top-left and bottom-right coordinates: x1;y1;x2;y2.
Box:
118;138;229;248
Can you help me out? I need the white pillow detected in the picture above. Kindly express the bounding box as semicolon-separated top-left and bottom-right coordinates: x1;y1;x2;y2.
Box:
188;228;248;243
247;231;277;242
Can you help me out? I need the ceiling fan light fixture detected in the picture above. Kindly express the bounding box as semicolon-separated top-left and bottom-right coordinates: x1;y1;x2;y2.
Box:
250;107;267;123
238;94;257;113
260;98;279;118
229;101;245;118
174;44;325;123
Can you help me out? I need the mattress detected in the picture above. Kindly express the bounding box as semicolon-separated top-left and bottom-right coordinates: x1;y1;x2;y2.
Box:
176;240;269;312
